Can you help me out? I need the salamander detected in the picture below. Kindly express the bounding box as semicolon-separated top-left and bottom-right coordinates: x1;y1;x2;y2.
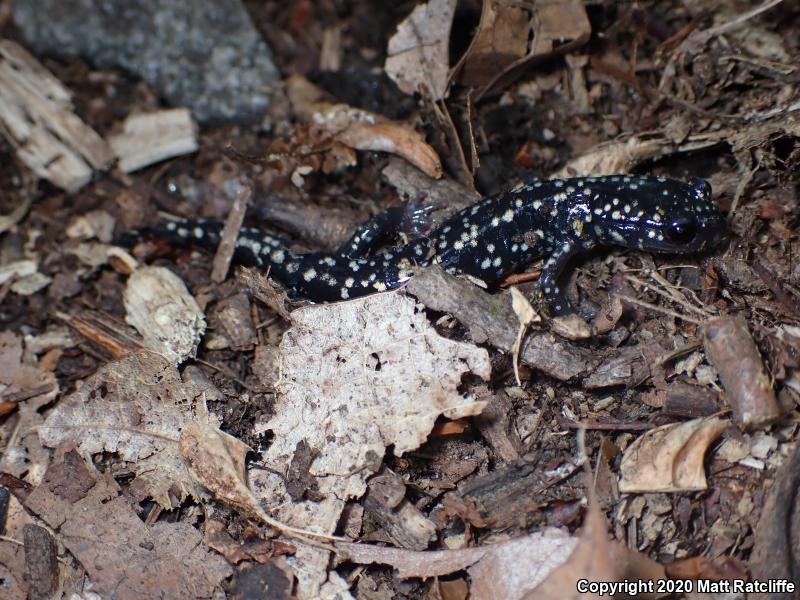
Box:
141;175;726;316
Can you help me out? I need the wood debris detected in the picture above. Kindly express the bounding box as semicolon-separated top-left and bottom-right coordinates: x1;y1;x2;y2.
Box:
123;266;206;364
108;108;198;173
703;314;782;430
0;39;113;191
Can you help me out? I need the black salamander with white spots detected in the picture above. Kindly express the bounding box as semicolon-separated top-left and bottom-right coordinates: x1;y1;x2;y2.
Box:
153;175;726;315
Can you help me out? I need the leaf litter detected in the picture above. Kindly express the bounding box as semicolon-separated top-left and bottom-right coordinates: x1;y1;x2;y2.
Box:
2;0;799;597
249;291;491;597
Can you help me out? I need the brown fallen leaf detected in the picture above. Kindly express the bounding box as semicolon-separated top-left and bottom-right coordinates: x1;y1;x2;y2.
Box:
453;0;591;99
21;450;231;600
38;352;203;510
454;0;530;87
286;75;442;178
384;0;457;100
337;500;665;599
618;417;729;493
0;330;59;480
522;499;665;600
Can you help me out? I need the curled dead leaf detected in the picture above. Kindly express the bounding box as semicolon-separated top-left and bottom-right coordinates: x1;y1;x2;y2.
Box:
618;417;728;493
286;75;442;178
384;0;457;100
179;420;256;519
336;121;442;179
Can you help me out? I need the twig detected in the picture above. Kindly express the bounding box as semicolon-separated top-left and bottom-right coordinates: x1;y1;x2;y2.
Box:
617;295;703;325
624;275;712;319
559;416;653;431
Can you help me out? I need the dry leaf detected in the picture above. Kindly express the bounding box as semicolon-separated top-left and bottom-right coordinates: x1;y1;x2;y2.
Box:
339;501;665;600
0;330;23;385
0;331;59;482
618;417;728;493
453;0;590;98
22;450;231;599
286;75;442;178
455;0;530;87
38;352;205;509
335;120;442;179
179;417;258;519
523;500;665;599
384;0;457;100
249;291;491;598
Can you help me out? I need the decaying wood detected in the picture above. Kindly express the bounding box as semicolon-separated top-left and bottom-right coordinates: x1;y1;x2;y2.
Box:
659;382;723;418
55;310;144;359
212;181;251;284
443;459;582;530
123;266;206;364
406;266;598;381
473;391;523;463
0;39;113;191
703;314;781;430
108;108;198;173
749;442;800;591
363;471;437;551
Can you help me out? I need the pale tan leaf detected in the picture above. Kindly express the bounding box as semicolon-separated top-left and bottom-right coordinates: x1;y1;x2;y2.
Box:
385;0;457;100
523;500;665;599
335;121;442;179
179;419;259;520
38;352;204;509
619;416;729;493
250;291;491;597
286;76;442;178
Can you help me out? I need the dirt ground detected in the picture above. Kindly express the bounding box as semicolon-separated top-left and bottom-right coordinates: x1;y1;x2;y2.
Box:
0;1;799;599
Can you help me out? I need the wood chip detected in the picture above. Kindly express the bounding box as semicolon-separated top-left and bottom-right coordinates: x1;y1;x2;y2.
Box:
23;524;58;599
123;266;206;364
108;109;198;173
0;39;113;191
363;471;437;551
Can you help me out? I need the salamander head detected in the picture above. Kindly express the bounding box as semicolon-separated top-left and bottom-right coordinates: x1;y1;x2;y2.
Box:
584;175;725;253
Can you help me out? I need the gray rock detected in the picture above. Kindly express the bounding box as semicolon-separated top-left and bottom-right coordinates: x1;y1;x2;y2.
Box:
14;0;281;124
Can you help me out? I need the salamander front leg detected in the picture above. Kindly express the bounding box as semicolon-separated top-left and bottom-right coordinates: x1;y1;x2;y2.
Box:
538;244;592;340
538;245;581;316
337;204;435;258
337;207;407;258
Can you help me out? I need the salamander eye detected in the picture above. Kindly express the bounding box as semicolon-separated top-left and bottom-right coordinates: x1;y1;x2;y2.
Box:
666;217;697;243
689;176;712;198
